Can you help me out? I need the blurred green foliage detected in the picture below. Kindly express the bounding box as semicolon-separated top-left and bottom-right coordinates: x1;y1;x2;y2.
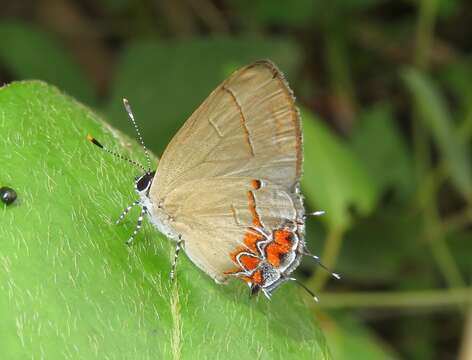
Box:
1;0;472;358
0;21;96;104
302;110;377;230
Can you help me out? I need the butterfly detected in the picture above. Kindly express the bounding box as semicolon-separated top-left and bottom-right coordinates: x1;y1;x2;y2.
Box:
88;60;339;300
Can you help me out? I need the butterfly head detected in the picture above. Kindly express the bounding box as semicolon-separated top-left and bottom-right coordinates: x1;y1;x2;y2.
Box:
134;171;156;196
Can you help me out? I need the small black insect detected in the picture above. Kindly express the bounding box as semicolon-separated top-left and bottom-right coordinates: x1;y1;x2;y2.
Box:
0;187;17;205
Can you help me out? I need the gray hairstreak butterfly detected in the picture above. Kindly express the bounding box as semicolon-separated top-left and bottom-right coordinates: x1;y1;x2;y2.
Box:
88;60;339;300
1;186;17;205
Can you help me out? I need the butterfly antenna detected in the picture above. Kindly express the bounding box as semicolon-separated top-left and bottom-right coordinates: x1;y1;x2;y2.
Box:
122;98;152;173
87;134;147;172
289;277;319;302
301;249;341;280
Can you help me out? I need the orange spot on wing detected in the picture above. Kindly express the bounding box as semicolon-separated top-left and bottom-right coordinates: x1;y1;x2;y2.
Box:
243;231;263;252
224;224;264;281
265;229;294;267
239;254;260;270
224;254;260;276
251;270;263;284
243;270;263;285
251;179;261;190
225;228;265;275
247;191;262;227
274;229;293;247
229;246;245;263
265;243;286;267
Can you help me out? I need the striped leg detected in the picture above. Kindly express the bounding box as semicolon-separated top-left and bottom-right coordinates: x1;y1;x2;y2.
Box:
169;236;184;280
116;200;140;224
126;206;147;245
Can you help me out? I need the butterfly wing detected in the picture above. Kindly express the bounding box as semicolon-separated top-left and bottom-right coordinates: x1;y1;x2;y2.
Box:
148;60;304;281
150;60;302;200
162;177;300;282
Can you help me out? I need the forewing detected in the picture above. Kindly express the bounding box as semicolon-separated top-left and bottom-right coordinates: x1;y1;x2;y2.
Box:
162;177;299;282
151;60;302;200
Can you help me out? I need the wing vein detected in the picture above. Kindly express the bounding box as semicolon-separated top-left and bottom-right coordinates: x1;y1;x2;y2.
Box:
222;85;255;156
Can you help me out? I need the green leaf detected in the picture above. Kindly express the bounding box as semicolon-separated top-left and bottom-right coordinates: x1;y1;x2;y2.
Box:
105;37;301;156
351;103;414;198
402;67;472;199
397;315;435;360
437;0;460;17
232;0;317;27
0;21;96;105
339;207;424;283
101;0;131;12
448;229;472;276
302;109;378;230
438;58;472;116
0;81;329;359
320;312;399;360
232;0;383;27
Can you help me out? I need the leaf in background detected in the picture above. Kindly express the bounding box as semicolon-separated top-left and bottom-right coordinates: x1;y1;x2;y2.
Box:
437;0;460;17
0;21;96;105
397;311;436;359
351;103;414;198
337;207;424;283
402;67;472;199
319;312;399;360
0;81;329;359
232;0;383;27
231;0;316;27
302;109;378;230
105;37;301;156
100;0;131;12
447;229;472;276
438;58;472;116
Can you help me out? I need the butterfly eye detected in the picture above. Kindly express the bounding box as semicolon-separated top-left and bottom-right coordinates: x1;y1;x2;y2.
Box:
136;176;149;191
135;171;156;192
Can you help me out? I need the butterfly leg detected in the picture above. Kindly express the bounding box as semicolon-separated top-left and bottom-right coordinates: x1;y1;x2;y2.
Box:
125;205;147;245
116;200;140;224
169;236;184;281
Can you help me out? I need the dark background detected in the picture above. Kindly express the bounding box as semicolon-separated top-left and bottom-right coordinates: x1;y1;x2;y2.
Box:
1;1;472;358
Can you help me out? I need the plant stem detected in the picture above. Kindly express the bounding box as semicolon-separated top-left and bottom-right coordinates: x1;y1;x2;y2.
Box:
324;18;357;133
414;165;464;289
318;288;472;309
186;0;229;33
412;0;439;185
309;226;345;291
414;0;439;69
459;310;472;360
411;0;465;293
458;101;472;143
425;197;466;289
